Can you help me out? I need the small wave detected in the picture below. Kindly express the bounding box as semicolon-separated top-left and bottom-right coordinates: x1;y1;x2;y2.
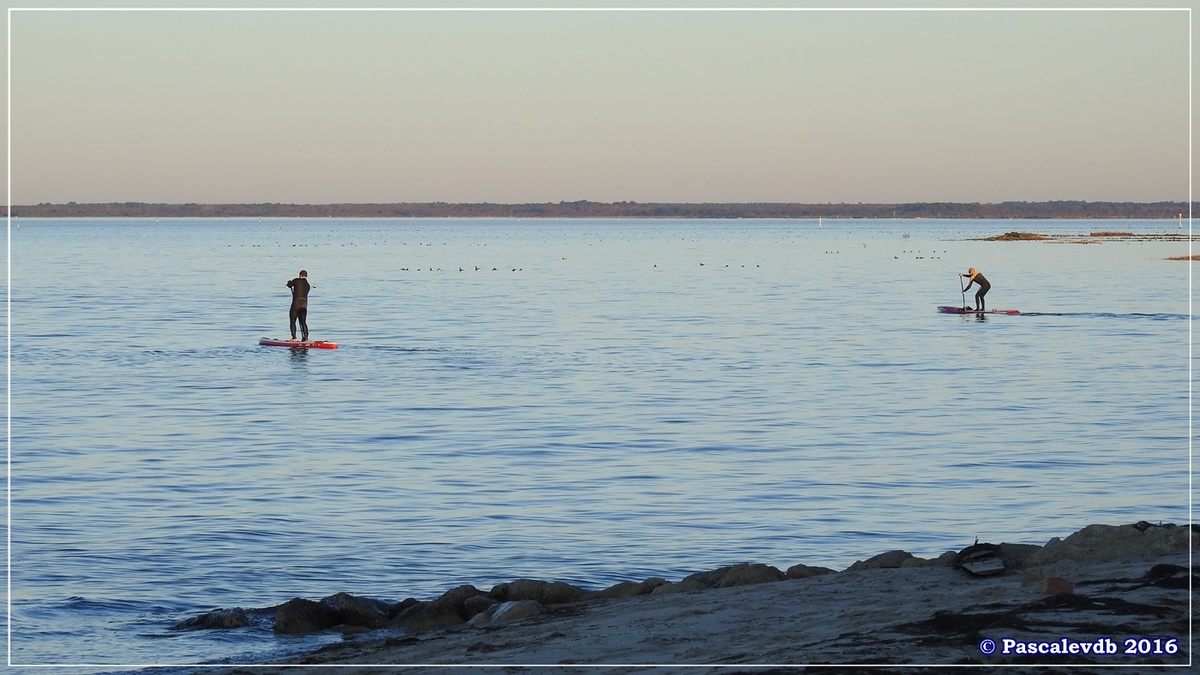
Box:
361;344;440;353
56;596;178;616
1020;312;1190;320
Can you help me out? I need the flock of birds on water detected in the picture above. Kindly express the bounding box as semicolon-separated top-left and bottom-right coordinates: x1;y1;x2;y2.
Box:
230;234;949;270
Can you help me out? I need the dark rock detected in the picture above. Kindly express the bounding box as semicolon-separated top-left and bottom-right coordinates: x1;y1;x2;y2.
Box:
171;607;249;630
716;562;787;587
931;550;959;567
390;600;462;633
986;231;1051;241
469;599;543;627
489;579;590;605
785;563;836;580
652;579;706;594
657;563;786;594
438;584;486;609
1140;563;1194;590
848;550;914;571
997;543;1041;569
1025;523;1191;568
675;567;731;589
390;584;488;633
463;594;498;618
387;597;420;620
594;577;669;599
275;597;343;634
321;592;390;628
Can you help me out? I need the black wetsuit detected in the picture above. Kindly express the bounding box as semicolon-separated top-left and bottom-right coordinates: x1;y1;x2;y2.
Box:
964;272;990;310
287;276;311;340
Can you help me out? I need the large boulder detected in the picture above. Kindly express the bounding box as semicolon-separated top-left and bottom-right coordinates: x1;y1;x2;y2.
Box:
997;543;1042;569
390;584;488;633
654;563;785;594
171;607;249;630
322;592;391;628
785;564;836;580
463;594;498;618
1025;523;1192;569
390;600;462;633
593;577;669;599
847;550;913;571
468;599;544;628
489;579;589;605
716;562;787;587
275;597;342;634
1017;523;1194;583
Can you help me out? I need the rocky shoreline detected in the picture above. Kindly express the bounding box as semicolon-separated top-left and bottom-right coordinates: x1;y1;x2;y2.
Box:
171;522;1197;672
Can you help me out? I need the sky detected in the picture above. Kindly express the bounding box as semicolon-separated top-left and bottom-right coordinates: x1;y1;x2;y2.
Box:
3;1;1193;205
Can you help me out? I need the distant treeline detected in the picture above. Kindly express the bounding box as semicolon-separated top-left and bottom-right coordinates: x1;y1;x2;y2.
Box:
5;200;1194;220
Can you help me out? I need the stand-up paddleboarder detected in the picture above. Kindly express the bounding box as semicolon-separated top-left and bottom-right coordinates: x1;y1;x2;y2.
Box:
286;270;312;341
960;268;990;311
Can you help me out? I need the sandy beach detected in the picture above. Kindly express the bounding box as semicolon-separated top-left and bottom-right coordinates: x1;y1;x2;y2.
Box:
194;522;1195;673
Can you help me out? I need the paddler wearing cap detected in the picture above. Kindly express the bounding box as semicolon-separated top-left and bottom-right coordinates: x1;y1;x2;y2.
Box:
959;268;991;311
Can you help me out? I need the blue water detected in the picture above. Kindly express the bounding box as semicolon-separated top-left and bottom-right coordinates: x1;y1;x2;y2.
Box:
5;218;1192;669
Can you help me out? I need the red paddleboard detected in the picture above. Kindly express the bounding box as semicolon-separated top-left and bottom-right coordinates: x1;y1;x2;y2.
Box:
937;306;1021;315
259;337;338;349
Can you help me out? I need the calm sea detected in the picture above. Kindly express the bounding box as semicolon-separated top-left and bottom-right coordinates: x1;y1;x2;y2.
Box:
5;218;1193;669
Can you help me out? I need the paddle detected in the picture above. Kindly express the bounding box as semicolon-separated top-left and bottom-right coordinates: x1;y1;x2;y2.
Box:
959;273;967;309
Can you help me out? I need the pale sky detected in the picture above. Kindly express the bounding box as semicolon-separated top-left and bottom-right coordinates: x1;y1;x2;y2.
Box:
4;1;1193;205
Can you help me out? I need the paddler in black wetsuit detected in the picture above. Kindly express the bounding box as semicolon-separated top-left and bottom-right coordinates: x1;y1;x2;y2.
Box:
960;267;990;311
286;270;311;341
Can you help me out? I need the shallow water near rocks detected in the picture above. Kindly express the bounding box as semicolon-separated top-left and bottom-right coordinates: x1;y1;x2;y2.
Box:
6;217;1192;669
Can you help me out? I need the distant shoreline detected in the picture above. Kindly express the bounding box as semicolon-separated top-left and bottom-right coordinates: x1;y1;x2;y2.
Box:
5;200;1194;220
